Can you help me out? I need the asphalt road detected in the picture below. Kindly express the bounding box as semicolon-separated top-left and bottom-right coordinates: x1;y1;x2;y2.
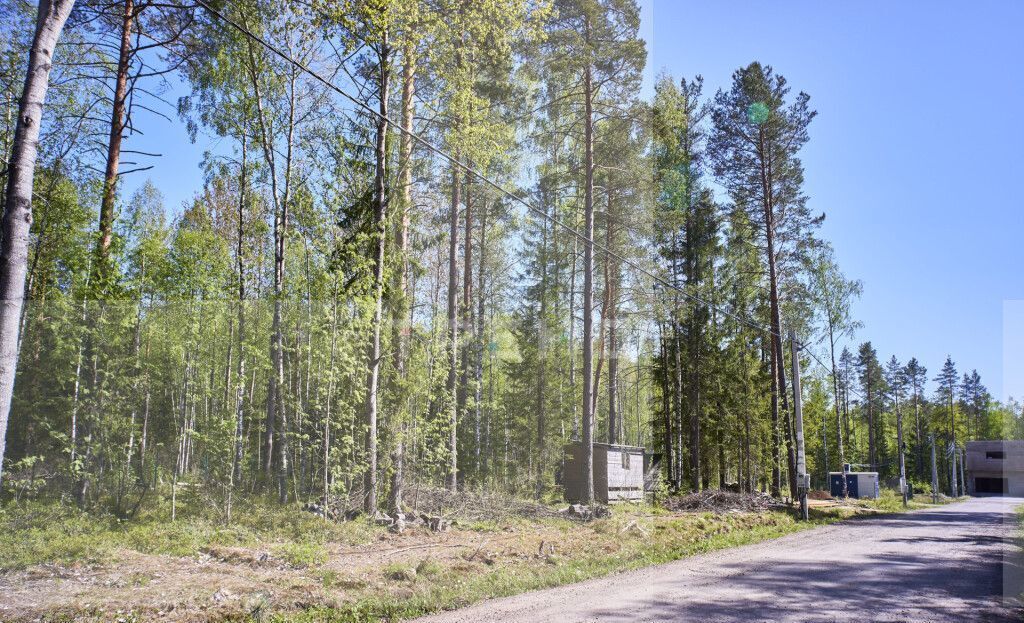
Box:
413;497;1024;623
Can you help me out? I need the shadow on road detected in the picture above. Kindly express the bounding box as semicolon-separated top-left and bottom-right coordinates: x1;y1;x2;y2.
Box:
585;503;1024;623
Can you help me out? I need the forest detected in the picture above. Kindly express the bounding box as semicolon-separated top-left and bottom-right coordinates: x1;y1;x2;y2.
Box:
1;0;1020;523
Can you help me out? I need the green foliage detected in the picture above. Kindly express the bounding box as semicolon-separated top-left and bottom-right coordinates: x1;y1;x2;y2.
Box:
0;0;994;559
273;540;328;568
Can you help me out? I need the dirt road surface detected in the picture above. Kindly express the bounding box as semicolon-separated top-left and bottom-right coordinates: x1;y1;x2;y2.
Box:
413;497;1024;622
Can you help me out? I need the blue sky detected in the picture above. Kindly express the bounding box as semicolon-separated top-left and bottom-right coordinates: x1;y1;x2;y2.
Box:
123;1;1023;402
646;0;1024;401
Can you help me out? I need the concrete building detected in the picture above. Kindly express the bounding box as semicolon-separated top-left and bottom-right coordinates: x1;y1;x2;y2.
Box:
965;440;1024;496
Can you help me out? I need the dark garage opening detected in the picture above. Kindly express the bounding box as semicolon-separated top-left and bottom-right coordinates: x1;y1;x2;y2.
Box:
975;477;1008;495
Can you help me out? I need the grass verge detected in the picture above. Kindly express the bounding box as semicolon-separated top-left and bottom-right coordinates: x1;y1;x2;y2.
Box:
0;491;951;623
264;494;935;623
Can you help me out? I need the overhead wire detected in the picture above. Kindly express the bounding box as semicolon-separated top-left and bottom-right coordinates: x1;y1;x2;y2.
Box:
193;0;782;341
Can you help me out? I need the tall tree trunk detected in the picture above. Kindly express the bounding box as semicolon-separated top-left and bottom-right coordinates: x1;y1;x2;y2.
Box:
274;66;298;504
245;34;278;484
474;199;487;479
776;335;797;497
867;380;875;471
672;323;684;486
913;390;923;480
445;162;460;491
580;31;595;504
757;128;787;498
95;0;135;282
364;34;390;514
591;246;609;425
949;387;957;496
231;133;248;488
717;401;726;489
0;0;76;487
658;324;673;488
536;199;548;495
568;210;579;439
766;231;794;497
742;346;752;492
684;208;701;491
458;172;472;443
246;29;296;499
388;41;415;516
605;194;619;445
828;320;847;496
323;278;339;502
687;304;701;491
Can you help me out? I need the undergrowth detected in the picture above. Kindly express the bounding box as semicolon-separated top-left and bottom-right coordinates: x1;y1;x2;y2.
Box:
0;496;373;571
264;503;892;623
1;490;951;622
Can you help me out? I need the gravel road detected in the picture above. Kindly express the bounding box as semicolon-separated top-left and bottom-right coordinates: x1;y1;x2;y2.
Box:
412;497;1024;622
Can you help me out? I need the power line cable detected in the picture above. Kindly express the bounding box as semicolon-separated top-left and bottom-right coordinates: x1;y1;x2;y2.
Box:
798;343;867;401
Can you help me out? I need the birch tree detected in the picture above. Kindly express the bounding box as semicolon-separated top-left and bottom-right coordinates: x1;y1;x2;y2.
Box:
0;0;77;486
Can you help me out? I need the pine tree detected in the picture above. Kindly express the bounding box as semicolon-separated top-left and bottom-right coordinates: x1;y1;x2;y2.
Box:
960;370;989;440
544;0;645;502
884;355;907;498
855;342;884;471
903;357;928;480
709;62;820;497
934;356;959;495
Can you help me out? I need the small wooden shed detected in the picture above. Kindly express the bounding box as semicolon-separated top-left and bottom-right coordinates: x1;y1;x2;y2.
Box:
563;442;646;504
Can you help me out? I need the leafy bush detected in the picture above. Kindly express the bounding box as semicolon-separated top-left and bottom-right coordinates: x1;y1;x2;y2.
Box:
273;541;327;568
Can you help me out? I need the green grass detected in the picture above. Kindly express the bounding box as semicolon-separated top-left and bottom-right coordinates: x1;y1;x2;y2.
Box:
850;489;937;513
0;497;373;571
266;505;890;623
1;492;950;623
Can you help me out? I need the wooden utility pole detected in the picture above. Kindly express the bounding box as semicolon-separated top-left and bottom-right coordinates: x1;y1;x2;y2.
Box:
954;446;962;495
930;434;939;504
948;440;958;498
789;329;808;520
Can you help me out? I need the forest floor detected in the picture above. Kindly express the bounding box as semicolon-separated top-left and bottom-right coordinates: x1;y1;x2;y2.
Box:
0;491;947;622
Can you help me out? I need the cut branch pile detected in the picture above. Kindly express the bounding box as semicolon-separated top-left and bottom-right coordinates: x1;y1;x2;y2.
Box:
663;490;781;513
405;486;565;522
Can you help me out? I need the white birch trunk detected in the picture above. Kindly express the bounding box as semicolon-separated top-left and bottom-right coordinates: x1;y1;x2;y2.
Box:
0;0;76;486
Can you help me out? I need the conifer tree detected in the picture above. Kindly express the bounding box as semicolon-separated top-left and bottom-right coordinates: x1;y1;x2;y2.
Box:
856;342;884;472
709;62;819;497
935;356;959;494
903;357;928;480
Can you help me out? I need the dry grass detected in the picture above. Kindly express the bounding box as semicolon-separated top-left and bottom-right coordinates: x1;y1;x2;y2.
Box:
662;490;782;513
0;492;927;622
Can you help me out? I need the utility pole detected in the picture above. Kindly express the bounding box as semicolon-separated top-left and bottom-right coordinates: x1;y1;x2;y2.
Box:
896;397;907;508
959;446;966;497
948;441;958;498
789;330;809;521
930;434;939;504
